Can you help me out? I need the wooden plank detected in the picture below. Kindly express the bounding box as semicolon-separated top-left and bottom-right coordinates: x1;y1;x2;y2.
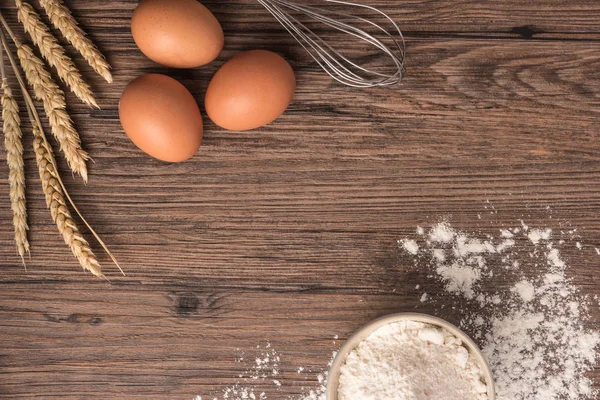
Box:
1;0;600;398
10;0;600;37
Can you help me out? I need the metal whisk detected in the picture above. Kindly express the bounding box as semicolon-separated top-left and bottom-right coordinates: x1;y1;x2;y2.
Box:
256;0;405;88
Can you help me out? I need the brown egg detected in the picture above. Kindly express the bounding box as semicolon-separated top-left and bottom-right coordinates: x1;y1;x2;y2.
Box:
131;0;224;68
119;74;203;162
205;50;296;131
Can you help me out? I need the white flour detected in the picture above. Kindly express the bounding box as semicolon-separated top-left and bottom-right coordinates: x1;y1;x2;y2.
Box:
400;239;419;255
527;228;552;244
194;345;279;400
193;345;336;400
400;219;600;400
510;280;535;302
337;320;488;400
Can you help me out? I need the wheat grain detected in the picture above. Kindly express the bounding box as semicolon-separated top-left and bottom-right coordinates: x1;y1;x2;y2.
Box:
1;78;30;262
15;0;98;107
32;123;103;277
38;0;112;83
17;44;89;182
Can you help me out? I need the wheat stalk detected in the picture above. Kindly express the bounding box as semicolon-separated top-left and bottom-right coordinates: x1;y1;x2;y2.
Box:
1;66;30;263
32;124;103;277
38;0;112;84
15;0;98;108
0;27;122;278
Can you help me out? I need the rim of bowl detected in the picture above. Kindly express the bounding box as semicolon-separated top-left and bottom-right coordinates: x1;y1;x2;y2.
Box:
325;312;496;400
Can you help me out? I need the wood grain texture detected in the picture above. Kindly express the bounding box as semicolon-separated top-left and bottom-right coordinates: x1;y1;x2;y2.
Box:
1;0;600;398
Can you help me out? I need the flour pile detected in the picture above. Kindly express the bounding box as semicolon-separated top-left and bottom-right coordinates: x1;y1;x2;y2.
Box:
399;221;600;400
337;320;488;400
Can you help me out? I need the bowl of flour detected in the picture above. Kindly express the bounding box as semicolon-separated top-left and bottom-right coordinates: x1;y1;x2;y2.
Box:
326;313;495;400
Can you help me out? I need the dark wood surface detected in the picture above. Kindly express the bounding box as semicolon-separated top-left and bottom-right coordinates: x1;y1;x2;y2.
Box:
1;0;600;398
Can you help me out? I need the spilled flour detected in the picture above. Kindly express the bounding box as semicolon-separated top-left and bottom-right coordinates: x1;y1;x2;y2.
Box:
399;220;600;400
193;344;336;400
194;212;598;400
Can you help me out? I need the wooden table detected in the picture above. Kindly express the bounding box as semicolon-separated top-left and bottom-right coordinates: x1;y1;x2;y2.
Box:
1;1;599;398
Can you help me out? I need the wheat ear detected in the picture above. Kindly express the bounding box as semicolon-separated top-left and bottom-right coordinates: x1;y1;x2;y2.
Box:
38;0;112;83
15;0;98;108
0;14;88;181
1;56;30;263
32;125;103;277
17;44;89;182
0;28;123;278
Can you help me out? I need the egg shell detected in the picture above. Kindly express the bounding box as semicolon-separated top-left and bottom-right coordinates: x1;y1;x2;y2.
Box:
205;50;296;131
132;0;224;68
119;74;203;162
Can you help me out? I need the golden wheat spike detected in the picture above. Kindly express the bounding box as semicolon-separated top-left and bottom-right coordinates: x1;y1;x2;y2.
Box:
38;0;112;83
17;44;89;182
0;12;89;182
15;0;98;107
1;78;30;263
32;125;103;277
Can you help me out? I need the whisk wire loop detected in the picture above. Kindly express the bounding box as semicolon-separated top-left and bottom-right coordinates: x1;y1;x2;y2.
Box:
258;0;405;88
